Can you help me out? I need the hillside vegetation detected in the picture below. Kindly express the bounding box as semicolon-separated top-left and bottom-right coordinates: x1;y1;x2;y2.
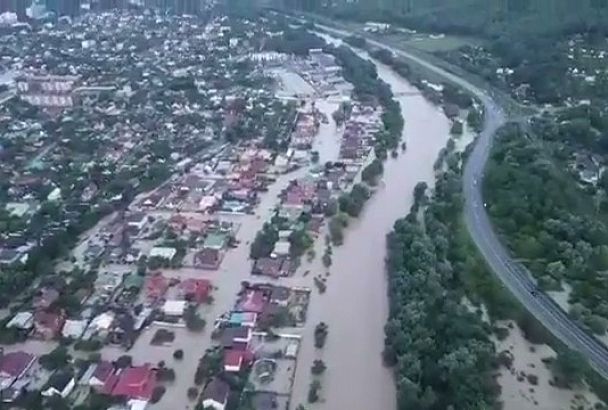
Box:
286;0;608;37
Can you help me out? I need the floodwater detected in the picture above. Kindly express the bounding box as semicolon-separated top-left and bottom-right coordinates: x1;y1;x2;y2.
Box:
287;35;451;409
144;89;345;409
144;164;313;409
21;35;452;409
312;99;341;164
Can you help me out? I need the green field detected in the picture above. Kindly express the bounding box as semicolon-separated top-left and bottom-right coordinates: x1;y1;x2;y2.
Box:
389;33;484;52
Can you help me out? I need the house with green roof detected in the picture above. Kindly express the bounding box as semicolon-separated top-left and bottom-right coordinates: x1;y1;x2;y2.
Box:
203;232;227;251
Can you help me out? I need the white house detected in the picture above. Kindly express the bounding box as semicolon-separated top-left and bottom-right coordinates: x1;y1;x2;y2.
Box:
126;212;148;231
6;312;34;330
162;300;187;317
149;246;177;260
61;319;87;339
47;187;61;202
271;240;290;258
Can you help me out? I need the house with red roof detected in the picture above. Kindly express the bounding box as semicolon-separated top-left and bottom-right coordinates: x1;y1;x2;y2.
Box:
144;274;169;302
168;214;188;233
86;361;115;391
235;289;267;313
33;311;65;340
194;248;222;270
179;278;211;304
223;349;254;373
252;257;285;278
0;351;36;392
110;365;157;401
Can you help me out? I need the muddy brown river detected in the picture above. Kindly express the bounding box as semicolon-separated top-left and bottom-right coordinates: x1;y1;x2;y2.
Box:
287;34;452;410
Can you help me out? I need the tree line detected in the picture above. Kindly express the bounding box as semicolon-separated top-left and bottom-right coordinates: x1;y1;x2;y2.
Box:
384;145;500;410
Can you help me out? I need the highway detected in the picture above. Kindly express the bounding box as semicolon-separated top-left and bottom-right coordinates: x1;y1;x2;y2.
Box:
312;21;608;378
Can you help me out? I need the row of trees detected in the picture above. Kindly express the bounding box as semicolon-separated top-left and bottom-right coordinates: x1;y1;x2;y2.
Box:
384;148;500;410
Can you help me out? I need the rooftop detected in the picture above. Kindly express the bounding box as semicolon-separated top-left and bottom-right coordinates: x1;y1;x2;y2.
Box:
202;377;230;404
111;365;156;401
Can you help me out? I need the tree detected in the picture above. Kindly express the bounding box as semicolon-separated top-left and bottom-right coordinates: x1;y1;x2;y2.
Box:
339;184;370;217
150;386;166;404
553;349;586;386
187;387;199;400
586;315;608;335
311;359;326;375
308;380;321;403
46;395;70;410
250;223;278;259
157;367;176;382
413;182;428;206
322;250;332;267
546;261;566;280
289;229;313;257
115;355;133;369
314;322;329;348
328;217;344;245
194;348;222;385
39;346;70;371
184;305;206;331
324;199;338;217
361;159;384;185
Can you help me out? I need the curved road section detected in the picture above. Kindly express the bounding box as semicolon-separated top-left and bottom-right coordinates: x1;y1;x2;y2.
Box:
313;21;608;378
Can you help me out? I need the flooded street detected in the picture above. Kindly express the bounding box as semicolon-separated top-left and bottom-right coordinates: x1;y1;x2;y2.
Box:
24;34;452;410
127;164;314;410
312;99;341;164
288;36;451;409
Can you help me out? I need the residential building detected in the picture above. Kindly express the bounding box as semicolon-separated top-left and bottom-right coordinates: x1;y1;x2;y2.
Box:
42;371;75;398
33;311;65;340
82;361;115;391
202;377;230;410
221;326;251;348
61;319;87;339
179;278;211;304
203;232;227;251
270;286;291;307
144;273;169;302
194;248;222;270
110;365;157;401
149;246;177;260
228;312;257;328
6;312;34;331
126;212;148;231
0;351;36;393
235;289;266;313
223;350;247;373
161;300;187;317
